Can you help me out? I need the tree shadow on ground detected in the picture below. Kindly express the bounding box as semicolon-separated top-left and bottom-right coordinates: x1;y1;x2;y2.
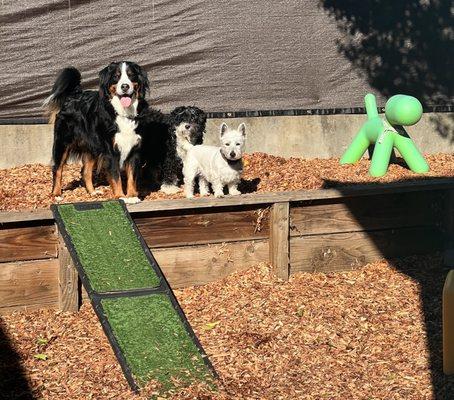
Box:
391;255;454;399
322;177;454;399
0;319;35;399
319;0;453;140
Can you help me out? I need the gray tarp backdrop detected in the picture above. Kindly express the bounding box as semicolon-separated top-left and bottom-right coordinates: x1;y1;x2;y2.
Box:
0;0;452;120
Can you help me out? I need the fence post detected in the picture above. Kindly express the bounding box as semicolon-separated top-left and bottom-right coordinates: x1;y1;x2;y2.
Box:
269;202;290;280
58;231;79;312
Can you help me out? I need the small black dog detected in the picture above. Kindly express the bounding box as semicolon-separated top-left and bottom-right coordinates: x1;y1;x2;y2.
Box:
135;107;168;185
160;106;207;194
138;105;207;193
44;61;149;203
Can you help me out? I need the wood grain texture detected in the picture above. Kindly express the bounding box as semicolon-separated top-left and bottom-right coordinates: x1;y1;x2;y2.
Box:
58;234;80;312
153;240;269;288
0;259;59;313
0;179;453;224
0;225;58;263
0;303;58;315
127;179;454;213
0;208;53;224
135;208;269;248
0;183;451;315
290;226;444;273
290;191;444;236
269;202;290;280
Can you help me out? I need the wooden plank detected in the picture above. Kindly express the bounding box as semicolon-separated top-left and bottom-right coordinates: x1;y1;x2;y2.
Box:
135;208;269;248
1;178;453;223
127;178;454;213
269;202;290;280
0;303;58;315
0;224;58;263
0;208;53;224
58;233;80;312
153;240;269;288
0;259;59;313
290;226;444;273
290;191;443;236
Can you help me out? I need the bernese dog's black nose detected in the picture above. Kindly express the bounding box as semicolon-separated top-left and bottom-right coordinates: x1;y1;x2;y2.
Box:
230;151;236;158
121;83;130;92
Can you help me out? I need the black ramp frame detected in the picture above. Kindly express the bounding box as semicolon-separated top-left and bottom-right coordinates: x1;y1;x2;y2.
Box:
51;200;217;392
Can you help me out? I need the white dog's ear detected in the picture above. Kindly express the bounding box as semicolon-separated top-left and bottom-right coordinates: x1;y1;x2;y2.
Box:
238;123;246;137
220;122;228;137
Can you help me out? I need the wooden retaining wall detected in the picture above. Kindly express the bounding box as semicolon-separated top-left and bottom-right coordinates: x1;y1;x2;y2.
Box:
1;179;453;314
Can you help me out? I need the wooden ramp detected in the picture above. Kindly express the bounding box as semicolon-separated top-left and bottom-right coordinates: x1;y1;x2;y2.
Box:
51;200;216;393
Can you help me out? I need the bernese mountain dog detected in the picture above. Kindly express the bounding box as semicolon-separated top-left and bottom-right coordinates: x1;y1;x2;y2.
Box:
44;61;149;203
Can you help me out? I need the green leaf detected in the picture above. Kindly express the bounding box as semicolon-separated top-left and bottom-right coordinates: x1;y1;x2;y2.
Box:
36;337;48;346
203;321;220;330
296;306;305;317
34;353;48;361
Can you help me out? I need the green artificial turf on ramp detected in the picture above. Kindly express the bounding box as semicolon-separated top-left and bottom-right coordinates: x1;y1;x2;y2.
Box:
58;202;160;292
53;200;215;394
102;294;212;389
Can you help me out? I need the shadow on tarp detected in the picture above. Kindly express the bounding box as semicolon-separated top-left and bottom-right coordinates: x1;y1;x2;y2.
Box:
322;177;454;399
319;0;454;141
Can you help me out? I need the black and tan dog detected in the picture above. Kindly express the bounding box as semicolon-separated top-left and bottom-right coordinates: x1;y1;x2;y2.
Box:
44;61;149;203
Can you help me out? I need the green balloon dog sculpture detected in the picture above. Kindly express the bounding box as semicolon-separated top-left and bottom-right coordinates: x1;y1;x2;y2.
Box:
340;93;429;177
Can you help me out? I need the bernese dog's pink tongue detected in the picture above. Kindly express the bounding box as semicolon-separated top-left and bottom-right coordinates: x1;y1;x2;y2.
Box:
120;96;132;108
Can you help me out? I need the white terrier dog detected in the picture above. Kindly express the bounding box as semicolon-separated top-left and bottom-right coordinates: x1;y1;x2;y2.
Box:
183;122;246;198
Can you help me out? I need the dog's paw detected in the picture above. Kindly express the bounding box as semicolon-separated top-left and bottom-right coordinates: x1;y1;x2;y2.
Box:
185;192;195;199
229;189;241;196
160;184;181;195
54;195;63;202
214;192;224;198
120;196;141;204
90;189;103;197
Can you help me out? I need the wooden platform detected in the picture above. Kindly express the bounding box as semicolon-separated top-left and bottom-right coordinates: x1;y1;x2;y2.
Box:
1;178;453;314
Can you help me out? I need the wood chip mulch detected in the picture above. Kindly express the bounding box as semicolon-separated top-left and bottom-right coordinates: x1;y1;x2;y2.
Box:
1;153;454;211
1;255;453;399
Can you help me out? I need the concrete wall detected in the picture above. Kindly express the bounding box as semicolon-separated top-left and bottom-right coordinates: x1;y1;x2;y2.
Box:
0;124;54;168
1;113;453;168
205;112;454;159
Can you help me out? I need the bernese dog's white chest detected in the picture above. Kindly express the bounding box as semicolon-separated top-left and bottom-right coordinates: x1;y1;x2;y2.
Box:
114;116;140;167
